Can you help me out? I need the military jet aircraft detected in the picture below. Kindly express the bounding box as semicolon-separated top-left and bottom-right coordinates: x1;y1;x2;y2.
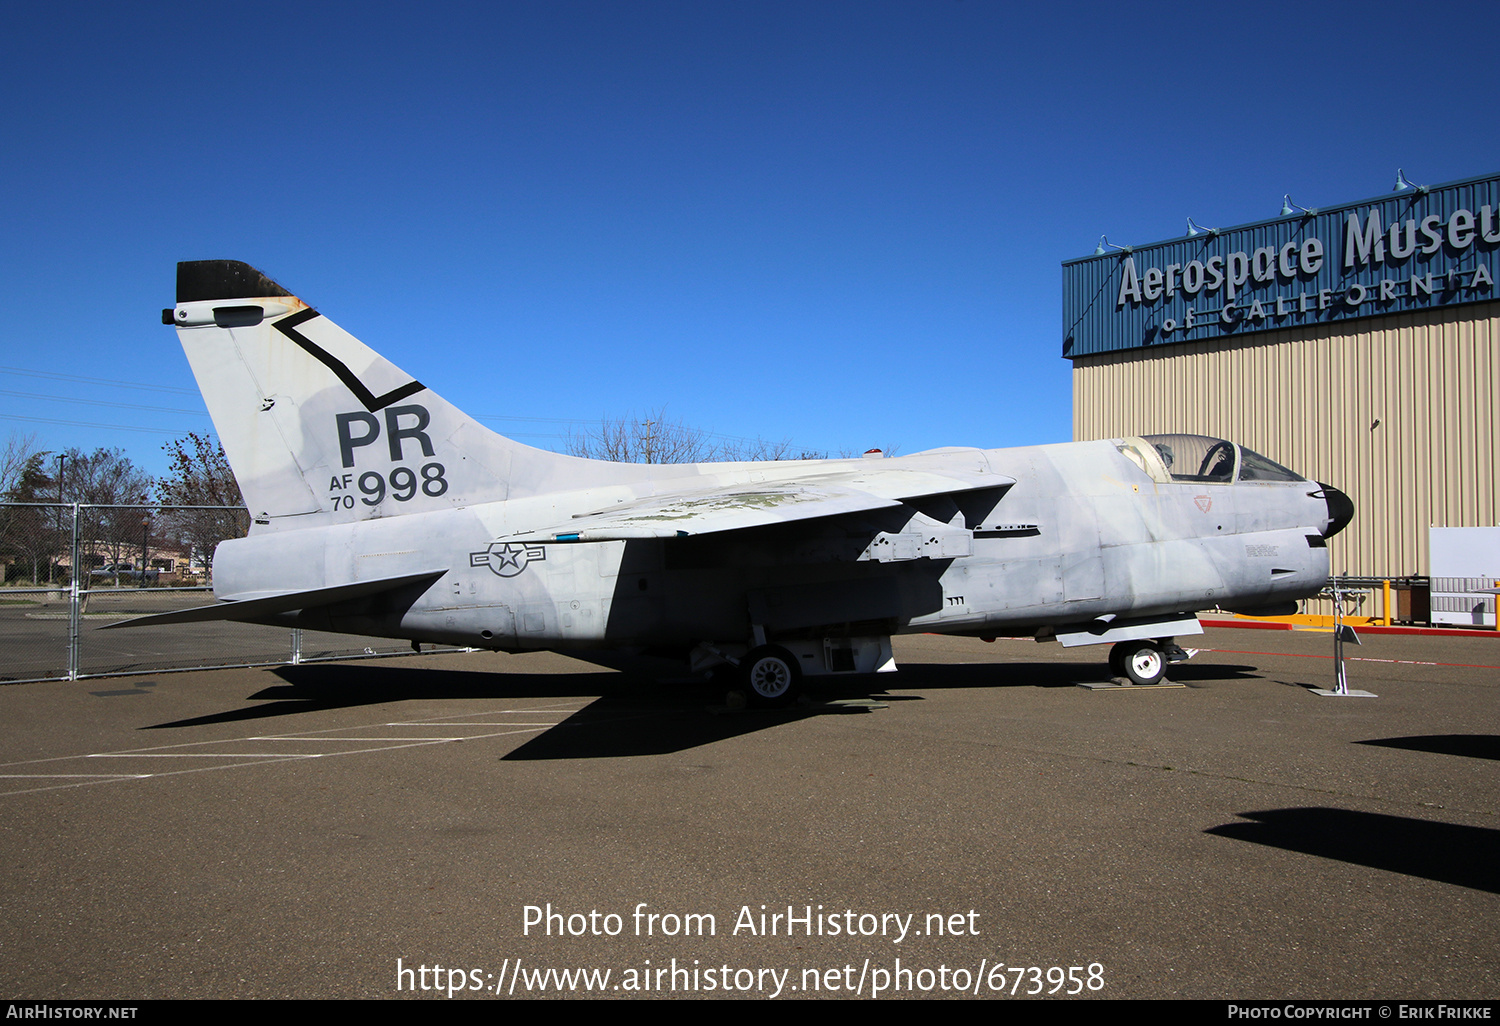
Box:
117;260;1352;703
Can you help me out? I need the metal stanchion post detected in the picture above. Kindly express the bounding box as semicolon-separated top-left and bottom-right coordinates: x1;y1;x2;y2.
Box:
1313;575;1376;698
67;503;80;681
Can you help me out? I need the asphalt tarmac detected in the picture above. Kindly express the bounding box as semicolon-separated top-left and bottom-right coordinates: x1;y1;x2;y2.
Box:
1;628;1496;1000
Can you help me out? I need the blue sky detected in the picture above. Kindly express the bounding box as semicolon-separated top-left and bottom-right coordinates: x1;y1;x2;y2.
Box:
3;1;1498;480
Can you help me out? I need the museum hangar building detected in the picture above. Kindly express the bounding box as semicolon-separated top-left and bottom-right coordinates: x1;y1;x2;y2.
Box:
1062;171;1498;619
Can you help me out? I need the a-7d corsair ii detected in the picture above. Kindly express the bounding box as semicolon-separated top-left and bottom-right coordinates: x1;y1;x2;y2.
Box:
120;260;1352;702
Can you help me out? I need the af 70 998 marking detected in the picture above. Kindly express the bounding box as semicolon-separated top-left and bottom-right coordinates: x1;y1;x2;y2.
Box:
328;461;448;507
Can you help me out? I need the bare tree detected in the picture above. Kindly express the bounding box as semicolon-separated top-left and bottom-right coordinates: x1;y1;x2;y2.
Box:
59;447;154;571
719;436;800;461
156;433;249;568
565;409;809;464
565;409;712;464
0;435;55;584
0;432;40;496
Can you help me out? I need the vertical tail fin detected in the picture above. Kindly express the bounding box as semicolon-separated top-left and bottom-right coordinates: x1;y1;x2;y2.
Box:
166;260;619;530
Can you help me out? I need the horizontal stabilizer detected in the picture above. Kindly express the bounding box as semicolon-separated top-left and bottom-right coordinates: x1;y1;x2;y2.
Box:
504;469;1017;542
100;570;447;629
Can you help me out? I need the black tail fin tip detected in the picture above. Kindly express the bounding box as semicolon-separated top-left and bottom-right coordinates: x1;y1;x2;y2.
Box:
177;260;293;304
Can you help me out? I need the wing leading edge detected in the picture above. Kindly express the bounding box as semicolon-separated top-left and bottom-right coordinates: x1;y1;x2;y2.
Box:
502;467;1018;543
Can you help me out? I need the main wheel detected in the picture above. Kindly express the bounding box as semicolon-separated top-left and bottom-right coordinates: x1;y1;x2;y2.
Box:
1119;640;1166;686
1108;643;1129;679
742;646;801;708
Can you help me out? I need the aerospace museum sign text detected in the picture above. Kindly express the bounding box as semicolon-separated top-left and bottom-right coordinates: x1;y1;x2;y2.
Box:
1061;171;1500;358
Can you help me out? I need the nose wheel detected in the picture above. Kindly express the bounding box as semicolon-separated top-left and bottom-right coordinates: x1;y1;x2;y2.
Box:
1109;640;1167;686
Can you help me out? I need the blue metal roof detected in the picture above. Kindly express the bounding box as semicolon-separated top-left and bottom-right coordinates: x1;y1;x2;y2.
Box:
1062;171;1500;359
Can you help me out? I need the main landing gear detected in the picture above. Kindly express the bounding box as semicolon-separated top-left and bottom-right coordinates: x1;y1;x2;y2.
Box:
741;645;802;708
1107;639;1193;686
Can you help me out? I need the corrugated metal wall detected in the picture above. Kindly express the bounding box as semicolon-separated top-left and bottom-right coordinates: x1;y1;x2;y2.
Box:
1072;300;1499;578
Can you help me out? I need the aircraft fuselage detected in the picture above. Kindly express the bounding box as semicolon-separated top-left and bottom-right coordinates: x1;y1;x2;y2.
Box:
211;438;1331;651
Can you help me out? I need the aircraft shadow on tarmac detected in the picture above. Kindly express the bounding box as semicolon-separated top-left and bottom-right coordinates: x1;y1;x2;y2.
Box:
1206;808;1500;894
1355;734;1500;761
892;659;1262;689
139;656;1262;757
500;659;1267;759
499;695;876;760
138;662;899;756
141;664;633;730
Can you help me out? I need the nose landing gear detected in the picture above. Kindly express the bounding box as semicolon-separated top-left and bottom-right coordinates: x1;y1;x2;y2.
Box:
1107;639;1195;686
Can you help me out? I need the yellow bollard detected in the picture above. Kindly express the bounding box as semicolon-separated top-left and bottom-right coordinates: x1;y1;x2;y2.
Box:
1382;579;1392;627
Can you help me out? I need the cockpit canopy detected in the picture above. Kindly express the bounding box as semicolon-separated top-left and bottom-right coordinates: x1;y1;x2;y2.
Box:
1117;434;1305;485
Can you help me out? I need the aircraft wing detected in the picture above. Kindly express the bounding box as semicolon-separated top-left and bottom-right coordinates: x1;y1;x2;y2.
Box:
504;468;1016;542
100;570;447;629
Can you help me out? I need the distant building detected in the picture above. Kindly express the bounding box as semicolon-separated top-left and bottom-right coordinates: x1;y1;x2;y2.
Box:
1063;171;1499;619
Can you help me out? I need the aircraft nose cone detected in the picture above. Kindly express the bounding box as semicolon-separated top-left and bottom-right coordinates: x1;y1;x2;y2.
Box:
1318;483;1354;538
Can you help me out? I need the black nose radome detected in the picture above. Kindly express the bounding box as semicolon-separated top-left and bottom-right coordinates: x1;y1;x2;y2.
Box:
1318;483;1354;539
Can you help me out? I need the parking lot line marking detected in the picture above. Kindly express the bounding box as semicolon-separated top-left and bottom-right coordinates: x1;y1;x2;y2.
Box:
0;710;581;795
89;752;320;758
0;773;151;779
249;736;482;742
385;721;566;726
1206;648;1495;669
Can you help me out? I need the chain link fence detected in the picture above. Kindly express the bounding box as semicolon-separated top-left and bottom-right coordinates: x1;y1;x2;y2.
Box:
0;503;466;684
